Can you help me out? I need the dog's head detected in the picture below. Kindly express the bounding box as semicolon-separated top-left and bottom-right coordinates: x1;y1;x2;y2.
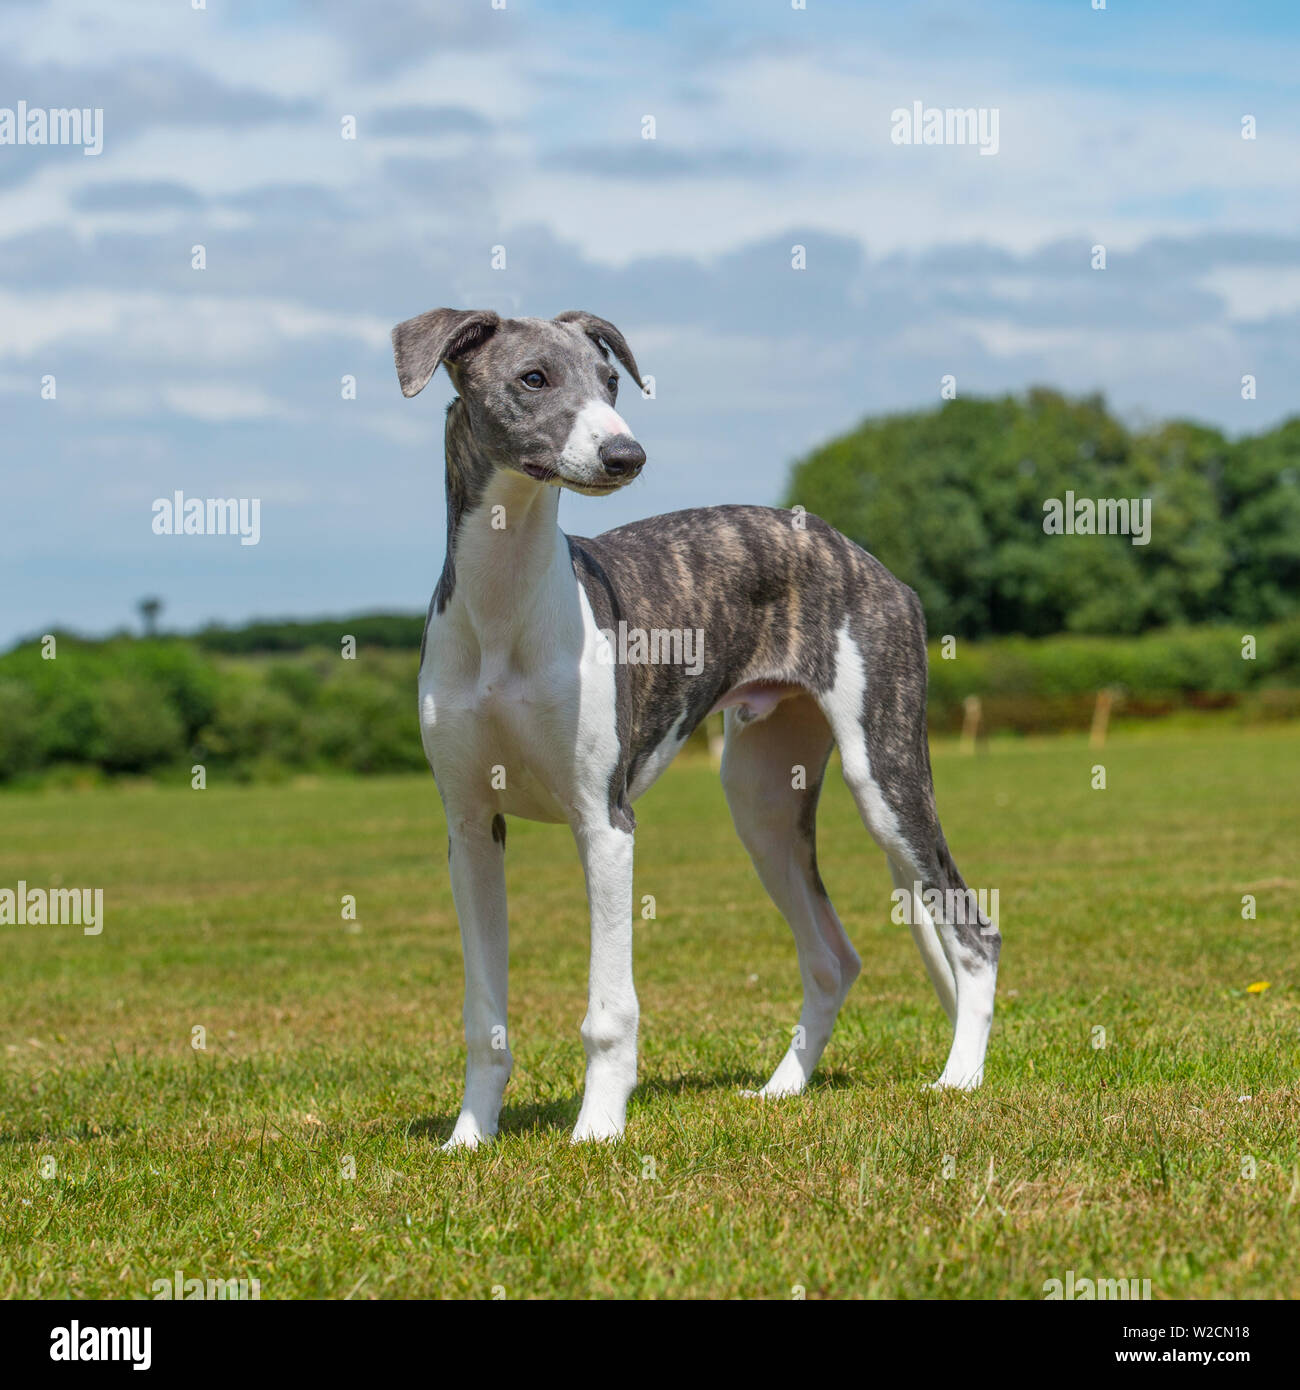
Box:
392;308;646;495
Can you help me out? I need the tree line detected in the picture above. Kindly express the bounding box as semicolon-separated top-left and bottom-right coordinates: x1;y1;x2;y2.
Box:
782;389;1300;640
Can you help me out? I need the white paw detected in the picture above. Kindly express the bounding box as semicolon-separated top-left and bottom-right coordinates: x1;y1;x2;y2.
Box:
571;1098;626;1142
739;1080;806;1100
441;1123;491;1152
927;1070;983;1092
572;1081;630;1143
571;1121;622;1145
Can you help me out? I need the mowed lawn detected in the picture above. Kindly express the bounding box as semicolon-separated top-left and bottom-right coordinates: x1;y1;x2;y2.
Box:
1;725;1297;1300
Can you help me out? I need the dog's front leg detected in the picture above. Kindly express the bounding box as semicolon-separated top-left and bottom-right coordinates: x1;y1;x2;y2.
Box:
443;813;511;1151
571;820;638;1143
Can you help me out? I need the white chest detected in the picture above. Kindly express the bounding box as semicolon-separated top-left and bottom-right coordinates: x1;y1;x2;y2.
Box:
418;579;621;826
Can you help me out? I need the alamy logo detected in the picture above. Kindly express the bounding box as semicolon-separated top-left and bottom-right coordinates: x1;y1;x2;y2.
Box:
890;881;999;935
152;1268;262;1300
1043;1270;1152;1300
0;102;103;156
50;1322;150;1369
597;621;705;676
1043;492;1151;545
1;881;102;935
152;491;261;546
890;102;1000;156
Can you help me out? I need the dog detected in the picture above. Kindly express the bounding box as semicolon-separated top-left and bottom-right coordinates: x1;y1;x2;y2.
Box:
392;307;1000;1149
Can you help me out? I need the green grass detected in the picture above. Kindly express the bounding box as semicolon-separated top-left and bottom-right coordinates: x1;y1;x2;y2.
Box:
1;726;1298;1299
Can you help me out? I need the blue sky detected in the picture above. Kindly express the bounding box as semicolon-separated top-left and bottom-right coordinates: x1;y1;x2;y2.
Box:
3;0;1298;646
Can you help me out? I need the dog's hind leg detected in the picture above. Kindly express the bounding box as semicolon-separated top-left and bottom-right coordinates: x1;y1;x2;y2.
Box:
887;856;957;1024
907;740;1000;1088
886;840;997;1088
822;619;1000;1091
720;691;861;1098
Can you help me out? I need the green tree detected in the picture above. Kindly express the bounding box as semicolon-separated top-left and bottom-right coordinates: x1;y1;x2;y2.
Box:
782;392;1298;638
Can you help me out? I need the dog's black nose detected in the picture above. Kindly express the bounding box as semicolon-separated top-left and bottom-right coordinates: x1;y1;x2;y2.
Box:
598;436;646;478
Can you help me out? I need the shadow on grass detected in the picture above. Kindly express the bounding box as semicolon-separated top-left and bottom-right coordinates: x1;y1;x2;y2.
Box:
407;1066;859;1143
406;1096;576;1145
639;1067;859;1098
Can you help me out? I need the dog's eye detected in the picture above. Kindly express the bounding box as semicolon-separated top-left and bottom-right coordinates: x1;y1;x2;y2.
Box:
607;376;618;395
520;370;546;390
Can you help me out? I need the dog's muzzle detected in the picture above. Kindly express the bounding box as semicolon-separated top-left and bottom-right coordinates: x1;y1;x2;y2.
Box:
597;435;646;480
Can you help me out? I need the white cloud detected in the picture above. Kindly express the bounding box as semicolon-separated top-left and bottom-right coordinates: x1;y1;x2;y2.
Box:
0;288;390;362
1198;267;1300;322
159;383;291;423
9;0;344;100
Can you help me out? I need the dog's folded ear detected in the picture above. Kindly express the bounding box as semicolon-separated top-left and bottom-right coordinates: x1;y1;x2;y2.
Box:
392;308;501;398
554;310;643;391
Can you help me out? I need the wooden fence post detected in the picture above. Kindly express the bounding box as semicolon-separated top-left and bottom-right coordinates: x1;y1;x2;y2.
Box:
960;695;982;755
1090;688;1114;749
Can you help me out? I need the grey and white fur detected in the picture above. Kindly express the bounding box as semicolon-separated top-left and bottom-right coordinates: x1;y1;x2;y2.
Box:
393;306;1000;1148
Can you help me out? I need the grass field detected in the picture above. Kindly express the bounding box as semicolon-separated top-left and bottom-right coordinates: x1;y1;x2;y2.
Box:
1;725;1298;1300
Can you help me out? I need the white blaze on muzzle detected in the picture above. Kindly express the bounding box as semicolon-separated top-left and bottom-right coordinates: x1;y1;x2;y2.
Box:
558;400;635;482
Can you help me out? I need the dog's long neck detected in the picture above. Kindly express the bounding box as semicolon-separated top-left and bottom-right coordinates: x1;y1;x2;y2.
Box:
435;399;575;658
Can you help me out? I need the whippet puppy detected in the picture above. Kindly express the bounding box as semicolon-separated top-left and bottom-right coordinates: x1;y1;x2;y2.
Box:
393;307;1000;1149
